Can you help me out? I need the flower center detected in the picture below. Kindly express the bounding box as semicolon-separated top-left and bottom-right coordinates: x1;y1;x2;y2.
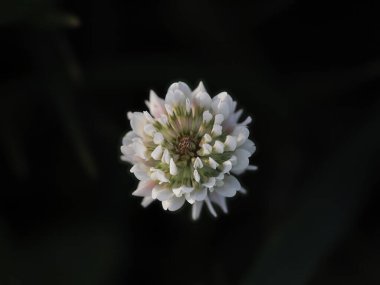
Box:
177;136;198;156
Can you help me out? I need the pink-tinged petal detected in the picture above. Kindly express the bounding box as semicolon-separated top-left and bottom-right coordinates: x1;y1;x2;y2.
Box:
145;90;166;118
162;196;186;211
132;180;155;197
141;196;154;208
192;201;204;220
215;175;241;197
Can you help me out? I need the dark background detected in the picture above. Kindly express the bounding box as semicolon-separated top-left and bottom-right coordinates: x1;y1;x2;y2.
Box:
0;0;379;284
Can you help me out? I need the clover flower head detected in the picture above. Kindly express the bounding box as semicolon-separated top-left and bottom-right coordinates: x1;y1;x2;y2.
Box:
121;81;257;220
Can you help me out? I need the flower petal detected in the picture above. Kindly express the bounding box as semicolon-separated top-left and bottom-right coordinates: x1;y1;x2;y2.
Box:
145;90;166;118
189;187;207;201
130;163;150;181
132;180;155;197
151;185;173;201
210;192;228;213
211;92;234;118
169;158;178;175
231;126;249;147
141;196;154;208
162;196;185;211
215;175;241;197
130;112;147;137
192;201;204;220
205;196;217;217
231;148;251;175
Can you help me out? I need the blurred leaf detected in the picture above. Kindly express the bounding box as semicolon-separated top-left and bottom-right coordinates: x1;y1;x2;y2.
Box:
0;0;79;29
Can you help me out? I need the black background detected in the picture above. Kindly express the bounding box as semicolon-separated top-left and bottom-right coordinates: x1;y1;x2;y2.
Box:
0;1;379;284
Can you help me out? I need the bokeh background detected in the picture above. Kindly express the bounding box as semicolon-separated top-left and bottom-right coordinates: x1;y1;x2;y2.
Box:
1;1;379;284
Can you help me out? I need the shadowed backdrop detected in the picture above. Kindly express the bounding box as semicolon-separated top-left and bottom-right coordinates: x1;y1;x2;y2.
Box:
0;0;379;284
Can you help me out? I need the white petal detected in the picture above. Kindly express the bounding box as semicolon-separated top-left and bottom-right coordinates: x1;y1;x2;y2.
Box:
161;148;171;164
240;139;256;154
239;187;247;194
168;81;192;98
130;164;150;180
169;158;178;175
192;81;207;94
199;143;212;156
122;131;137;145
231;148;251;175
211;92;234;118
165;90;186;106
173;186;194;197
185;98;191;113
143;124;156;136
215;175;241;197
232;126;249;147
189;187;207;201
158;114;168;125
132;180;155;197
213;140;224;154
203;177;216;188
193;91;212;108
153;132;164;144
132;139;147;160
151;145;163;160
141;196;154;208
151;185;173;201
165;103;174;116
130;112;147;137
143;111;154;122
214;114;224;124
224;135;237;151
211;124;222;136
247;165;258;171
150;168;169;183
193;157;204;169
192;201;203;220
230;155;237;165
208;157;219;169
203;110;213;123
222;160;232;173
145;90;166;118
162;196;185;211
205;196;217;217
239;115;252;126
193;169;200;182
210;192;228;213
203;133;212;143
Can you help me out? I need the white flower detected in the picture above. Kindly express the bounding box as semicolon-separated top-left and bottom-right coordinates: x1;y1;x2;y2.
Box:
121;81;257;220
